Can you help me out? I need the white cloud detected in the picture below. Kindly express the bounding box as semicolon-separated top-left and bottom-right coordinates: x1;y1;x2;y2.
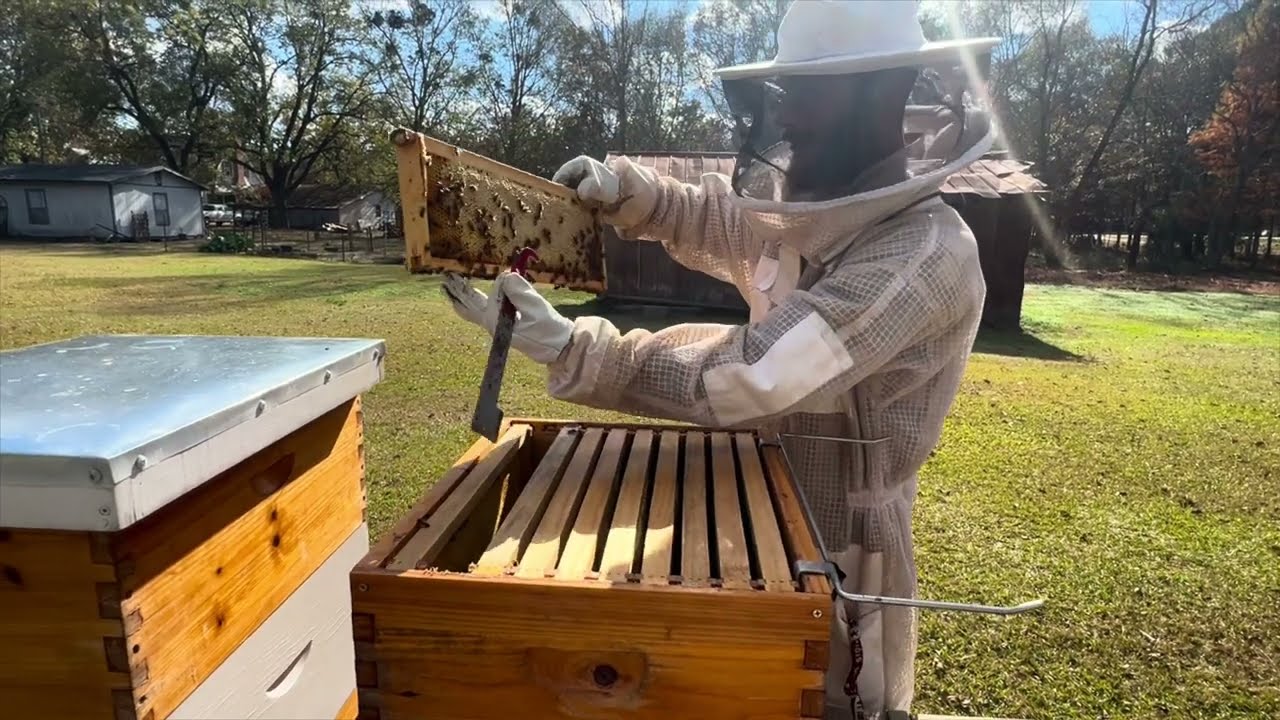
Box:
555;0;610;29
146;37;170;60
920;0;1086;39
266;56;298;99
470;0;507;23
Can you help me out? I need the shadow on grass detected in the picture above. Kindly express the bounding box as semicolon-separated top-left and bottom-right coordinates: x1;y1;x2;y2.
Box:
553;298;748;333
974;327;1086;362
48;264;401;315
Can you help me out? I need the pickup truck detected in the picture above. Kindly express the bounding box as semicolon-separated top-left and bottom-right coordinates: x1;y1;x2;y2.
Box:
203;203;233;226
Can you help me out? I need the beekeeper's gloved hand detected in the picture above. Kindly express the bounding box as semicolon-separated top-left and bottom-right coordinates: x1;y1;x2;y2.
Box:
552;156;659;230
442;272;573;365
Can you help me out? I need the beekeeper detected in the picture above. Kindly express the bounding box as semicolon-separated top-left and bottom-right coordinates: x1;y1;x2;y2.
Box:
443;2;999;718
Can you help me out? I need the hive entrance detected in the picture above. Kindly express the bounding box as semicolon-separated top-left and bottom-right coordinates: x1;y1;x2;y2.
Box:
380;423;810;593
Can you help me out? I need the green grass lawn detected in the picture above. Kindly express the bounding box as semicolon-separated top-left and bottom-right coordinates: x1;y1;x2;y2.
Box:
2;243;1277;719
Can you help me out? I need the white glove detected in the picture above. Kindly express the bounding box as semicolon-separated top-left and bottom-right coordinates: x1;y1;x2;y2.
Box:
552;155;658;230
441;272;573;365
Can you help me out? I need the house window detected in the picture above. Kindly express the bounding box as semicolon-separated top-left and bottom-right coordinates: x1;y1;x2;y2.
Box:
25;189;48;225
153;193;170;227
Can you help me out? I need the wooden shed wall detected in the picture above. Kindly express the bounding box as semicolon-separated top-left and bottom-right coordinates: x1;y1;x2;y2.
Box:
605;196;1036;330
597;152;1043;329
603;231;748;311
946;195;1035;331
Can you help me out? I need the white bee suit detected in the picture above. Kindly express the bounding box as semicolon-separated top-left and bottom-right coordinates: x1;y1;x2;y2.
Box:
544;111;994;717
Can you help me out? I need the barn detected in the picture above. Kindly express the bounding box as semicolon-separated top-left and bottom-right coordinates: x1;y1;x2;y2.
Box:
0;164;206;240
599;150;1047;330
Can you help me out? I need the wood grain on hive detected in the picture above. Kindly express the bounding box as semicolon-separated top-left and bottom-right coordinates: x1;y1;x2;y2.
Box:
0;335;384;720
391;128;605;292
351;419;832;720
0;402;367;720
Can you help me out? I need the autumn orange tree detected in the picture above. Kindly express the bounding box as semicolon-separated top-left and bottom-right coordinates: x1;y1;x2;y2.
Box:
1190;0;1280;266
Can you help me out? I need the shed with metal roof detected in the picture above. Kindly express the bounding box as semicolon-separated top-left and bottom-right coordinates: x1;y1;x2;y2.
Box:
599;151;1047;330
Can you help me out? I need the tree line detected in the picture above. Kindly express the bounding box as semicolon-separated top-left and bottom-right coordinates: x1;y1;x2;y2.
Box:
1;0;1274;269
935;0;1277;269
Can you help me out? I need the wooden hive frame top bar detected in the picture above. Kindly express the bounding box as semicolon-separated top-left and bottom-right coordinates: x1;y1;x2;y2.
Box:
367;418;831;596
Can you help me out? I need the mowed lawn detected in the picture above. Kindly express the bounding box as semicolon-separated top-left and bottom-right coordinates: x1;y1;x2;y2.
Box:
1;243;1277;719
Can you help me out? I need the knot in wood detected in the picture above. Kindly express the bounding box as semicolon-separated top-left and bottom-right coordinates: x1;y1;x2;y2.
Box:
591;663;618;689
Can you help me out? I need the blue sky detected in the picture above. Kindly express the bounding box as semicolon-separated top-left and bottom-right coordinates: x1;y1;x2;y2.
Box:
1086;0;1149;34
370;1;1163;37
919;0;1169;37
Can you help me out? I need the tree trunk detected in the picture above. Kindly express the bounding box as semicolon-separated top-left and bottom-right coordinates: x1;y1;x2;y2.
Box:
1062;0;1159;226
268;185;289;228
1268;216;1276;258
1249;221;1263;268
1179;231;1195;262
1127;210;1151;270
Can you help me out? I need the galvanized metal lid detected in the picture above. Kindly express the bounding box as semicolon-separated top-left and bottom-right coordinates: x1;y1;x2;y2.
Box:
0;335;385;531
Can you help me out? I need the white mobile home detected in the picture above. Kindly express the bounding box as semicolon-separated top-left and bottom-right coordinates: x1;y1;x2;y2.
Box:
0;164;206;240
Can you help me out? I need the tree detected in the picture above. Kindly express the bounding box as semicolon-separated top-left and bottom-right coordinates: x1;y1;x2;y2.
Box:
0;0;113;162
688;0;785;126
471;0;573;172
626;11;732;152
1060;0;1218;231
558;0;658;153
360;0;479;135
223;0;374;226
1190;0;1280;266
70;0;233;175
1121;6;1245;268
559;0;730;156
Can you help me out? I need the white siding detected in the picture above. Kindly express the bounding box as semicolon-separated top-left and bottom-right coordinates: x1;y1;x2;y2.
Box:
112;172;205;238
0;183;114;238
337;191;387;230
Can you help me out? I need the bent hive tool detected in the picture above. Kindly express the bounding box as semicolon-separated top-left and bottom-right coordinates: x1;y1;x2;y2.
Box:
770;432;1046;617
471;246;540;441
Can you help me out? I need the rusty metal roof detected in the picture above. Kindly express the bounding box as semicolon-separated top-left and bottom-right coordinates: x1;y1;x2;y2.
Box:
605;152;738;184
604;151;1046;197
940;157;1048;197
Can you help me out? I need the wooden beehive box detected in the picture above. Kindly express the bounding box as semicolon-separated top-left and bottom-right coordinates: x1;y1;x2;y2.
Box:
391;128;606;291
0;335;384;720
351;419;833;720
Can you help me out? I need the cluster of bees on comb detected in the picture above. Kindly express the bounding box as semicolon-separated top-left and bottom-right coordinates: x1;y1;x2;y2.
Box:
425;159;606;287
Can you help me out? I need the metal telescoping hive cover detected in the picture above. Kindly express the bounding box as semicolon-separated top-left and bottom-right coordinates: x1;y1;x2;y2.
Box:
0;335;385;532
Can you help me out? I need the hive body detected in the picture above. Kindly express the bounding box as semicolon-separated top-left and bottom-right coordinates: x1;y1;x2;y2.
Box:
0;402;368;720
0;335;384;720
352;419;833;720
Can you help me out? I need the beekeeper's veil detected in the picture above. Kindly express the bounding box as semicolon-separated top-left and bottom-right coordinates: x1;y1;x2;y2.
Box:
717;0;1000;209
